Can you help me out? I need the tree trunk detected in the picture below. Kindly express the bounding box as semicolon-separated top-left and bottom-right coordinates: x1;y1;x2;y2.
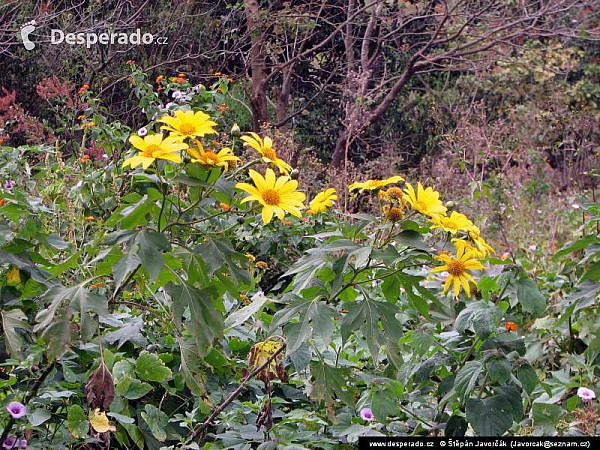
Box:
245;0;268;131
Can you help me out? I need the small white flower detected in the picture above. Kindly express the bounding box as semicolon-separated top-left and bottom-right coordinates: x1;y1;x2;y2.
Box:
172;91;183;100
102;154;109;160
137;127;148;137
165;102;174;109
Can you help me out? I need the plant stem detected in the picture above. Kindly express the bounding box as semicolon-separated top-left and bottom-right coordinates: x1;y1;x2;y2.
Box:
190;343;286;439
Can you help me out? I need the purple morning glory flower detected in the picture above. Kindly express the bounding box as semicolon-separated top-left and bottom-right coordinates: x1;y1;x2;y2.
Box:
6;401;26;419
577;387;596;403
19;439;26;449
3;180;15;192
360;407;374;421
172;90;183;99
137;127;148;137
165;102;174;109
2;436;17;449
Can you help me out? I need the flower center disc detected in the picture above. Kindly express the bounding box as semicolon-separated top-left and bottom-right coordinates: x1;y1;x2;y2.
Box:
204;152;218;165
448;260;466;276
144;144;162;156
415;200;427;211
262;188;281;205
179;123;196;135
262;147;277;161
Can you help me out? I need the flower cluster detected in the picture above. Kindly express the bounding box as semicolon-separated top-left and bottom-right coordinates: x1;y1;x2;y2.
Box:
3;402;27;449
347;175;494;299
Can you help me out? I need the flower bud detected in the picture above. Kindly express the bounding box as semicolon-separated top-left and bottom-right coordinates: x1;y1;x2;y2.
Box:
231;123;241;137
445;200;455;211
290;168;299;179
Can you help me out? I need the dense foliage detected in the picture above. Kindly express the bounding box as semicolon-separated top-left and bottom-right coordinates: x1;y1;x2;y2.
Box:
1;64;599;449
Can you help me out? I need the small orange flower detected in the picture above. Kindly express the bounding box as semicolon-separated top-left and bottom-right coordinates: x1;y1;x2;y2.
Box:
217;87;223;93
214;72;222;76
0;138;4;145
77;115;85;120
87;122;96;128
504;321;518;332
282;220;292;226
217;104;229;112
0;199;4;206
301;217;308;222
81;155;90;163
90;281;103;289
84;216;95;221
219;202;231;211
79;124;86;130
77;84;90;95
227;77;234;83
126;59;135;65
157;85;163;91
246;253;256;262
178;73;186;78
256;261;268;269
156;75;164;83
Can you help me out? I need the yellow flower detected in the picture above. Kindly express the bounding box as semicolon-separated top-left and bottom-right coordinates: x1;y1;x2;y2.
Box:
240;132;292;175
349;176;404;193
158;110;218;140
307;188;337;214
403;182;447;219
187;140;240;171
431;246;484;299
236;168;305;224
385;187;405;202
430;211;473;235
451;238;484;259
256;261;268;269
468;225;496;256
246;253;256;262
122;133;187;170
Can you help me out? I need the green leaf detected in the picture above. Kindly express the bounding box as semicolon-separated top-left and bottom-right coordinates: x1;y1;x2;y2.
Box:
517;364;538;395
165;282;223;357
135;351;172;382
141;404;168;442
28;407;52;426
410;329;434;356
42;308;78;362
309;361;356;407
516;276;546;317
178;337;207;396
271;296;336;355
371;385;400;423
136;230;171;282
194;236;250;285
35;282;109;336
67;405;89;438
224;291;270;329
494;386;523;422
485;355;511;383
466;396;514;436
532;403;563;425
552;235;599;260
340;296;402;360
0;309;30;359
445;415;468;437
456;301;500;338
581;260;600;282
455;361;484;401
115;376;153;400
112;252;141;292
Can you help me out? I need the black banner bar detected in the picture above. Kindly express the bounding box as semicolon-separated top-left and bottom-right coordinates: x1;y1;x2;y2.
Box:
359;437;596;449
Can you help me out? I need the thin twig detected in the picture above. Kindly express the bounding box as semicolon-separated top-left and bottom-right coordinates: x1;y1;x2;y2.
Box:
190;343;286;439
